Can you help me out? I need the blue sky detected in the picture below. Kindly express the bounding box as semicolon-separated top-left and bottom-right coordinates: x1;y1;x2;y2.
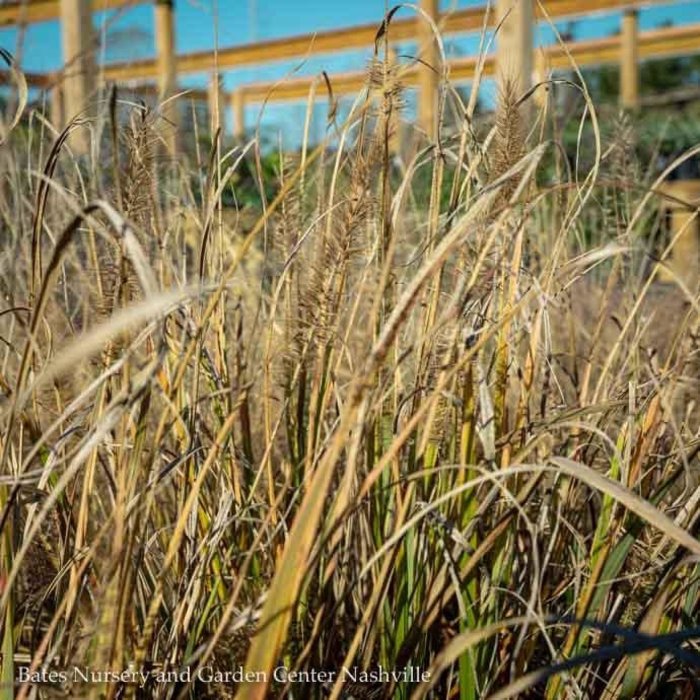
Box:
2;0;700;144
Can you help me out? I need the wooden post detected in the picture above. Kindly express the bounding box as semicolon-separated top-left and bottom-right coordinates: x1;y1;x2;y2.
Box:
208;73;223;138
155;0;178;153
59;0;94;151
496;0;534;98
417;0;439;141
620;9;639;110
534;48;549;108
230;88;245;141
659;180;700;288
50;85;64;128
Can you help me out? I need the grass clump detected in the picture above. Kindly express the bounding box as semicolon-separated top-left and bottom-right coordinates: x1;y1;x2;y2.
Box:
0;18;699;700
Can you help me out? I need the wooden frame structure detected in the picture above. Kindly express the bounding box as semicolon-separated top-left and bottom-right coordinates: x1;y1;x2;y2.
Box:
3;0;698;281
3;0;700;141
92;0;669;81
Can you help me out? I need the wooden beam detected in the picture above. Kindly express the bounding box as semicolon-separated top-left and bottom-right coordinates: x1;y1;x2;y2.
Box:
640;85;700;107
621;9;639;108
1;0;66;25
0;0;148;27
154;0;178;153
100;0;672;83
548;23;700;67
455;24;700;77
59;0;94;150
0;70;51;88
232;23;700;104
0;0;670;30
496;0;534;97
127;82;207;101
417;0;439;140
241;71;367;104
